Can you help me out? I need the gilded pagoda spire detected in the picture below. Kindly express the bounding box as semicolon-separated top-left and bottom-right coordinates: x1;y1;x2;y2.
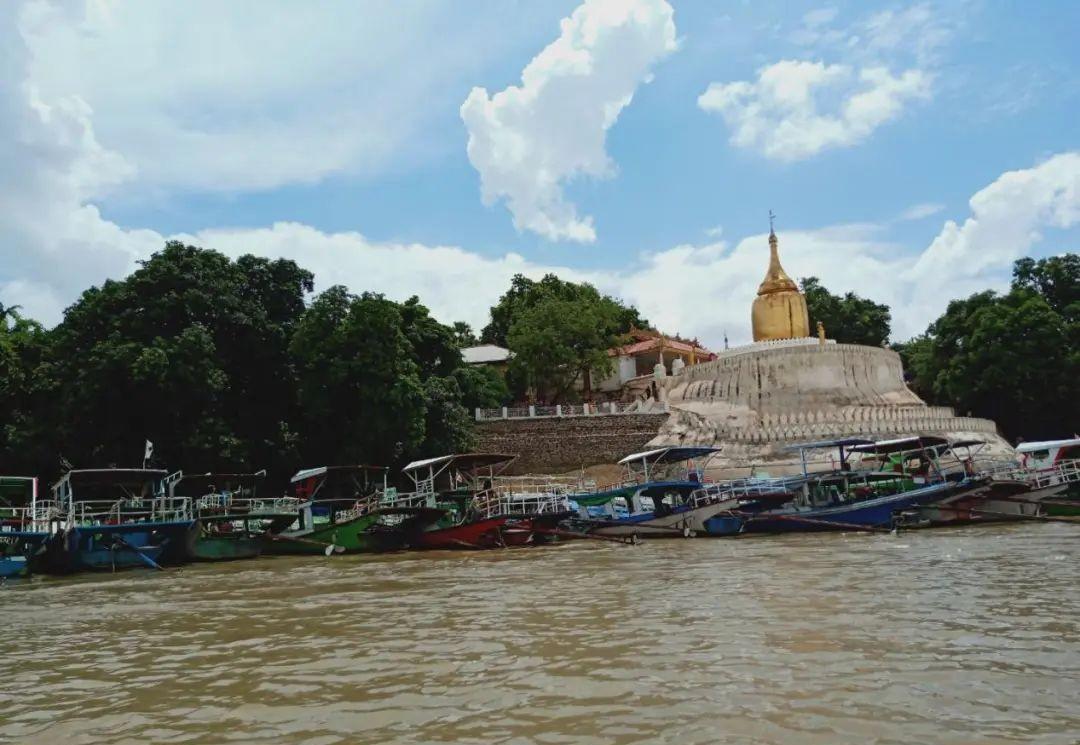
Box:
750;214;811;342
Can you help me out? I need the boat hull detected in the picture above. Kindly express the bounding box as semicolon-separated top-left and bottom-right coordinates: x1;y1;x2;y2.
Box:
586;501;727;538
707;481;973;535
264;513;405;555
37;521;192;573
189;535;263;561
0;556;29;578
408;516;512;550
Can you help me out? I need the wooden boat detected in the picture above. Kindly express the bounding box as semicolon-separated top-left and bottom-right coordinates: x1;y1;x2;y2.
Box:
265;466;439;555
912;439;1080;525
0;476;51;578
38;469;194;573
564;447;749;538
1017;438;1080;517
706;437;987;535
391;453;544;550
169;470;298;561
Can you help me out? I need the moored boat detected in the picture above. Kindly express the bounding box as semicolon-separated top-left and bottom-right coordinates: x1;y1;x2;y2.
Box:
265;466;438;555
169;470;298;561
705;437;987;535
0;476;52;578
565;447;738;538
391;454;539;550
39;469;195;573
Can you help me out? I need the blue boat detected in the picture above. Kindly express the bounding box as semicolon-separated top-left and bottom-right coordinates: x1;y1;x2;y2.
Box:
704;437;988;535
39;469;195;573
564;446;788;538
0;476;52;578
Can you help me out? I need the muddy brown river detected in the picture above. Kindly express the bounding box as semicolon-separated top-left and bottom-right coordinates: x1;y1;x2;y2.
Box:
2;523;1078;744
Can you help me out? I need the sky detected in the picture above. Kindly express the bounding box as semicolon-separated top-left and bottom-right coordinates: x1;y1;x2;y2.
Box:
2;0;1078;346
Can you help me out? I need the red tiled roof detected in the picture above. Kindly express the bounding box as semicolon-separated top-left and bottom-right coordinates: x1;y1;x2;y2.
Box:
609;337;714;358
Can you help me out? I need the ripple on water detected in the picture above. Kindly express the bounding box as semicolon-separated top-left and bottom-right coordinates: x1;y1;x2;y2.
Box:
2;523;1078;744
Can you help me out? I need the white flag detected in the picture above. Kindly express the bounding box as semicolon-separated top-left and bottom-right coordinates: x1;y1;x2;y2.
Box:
144;440;154;461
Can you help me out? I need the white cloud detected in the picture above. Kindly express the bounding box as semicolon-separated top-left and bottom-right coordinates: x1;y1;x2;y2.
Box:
460;0;677;243
904;151;1080;322
899;202;945;221
698;59;930;161
18;0;562;194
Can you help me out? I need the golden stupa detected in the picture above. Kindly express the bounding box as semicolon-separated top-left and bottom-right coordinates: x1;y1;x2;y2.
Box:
751;226;810;342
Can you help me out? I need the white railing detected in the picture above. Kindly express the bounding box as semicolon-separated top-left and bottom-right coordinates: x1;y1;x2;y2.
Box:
689;479;793;508
982;459;1080;490
69;497;193;526
476;401;670;421
197;495;302;515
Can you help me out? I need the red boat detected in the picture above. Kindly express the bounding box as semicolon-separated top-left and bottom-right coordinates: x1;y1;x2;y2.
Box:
408;515;514;550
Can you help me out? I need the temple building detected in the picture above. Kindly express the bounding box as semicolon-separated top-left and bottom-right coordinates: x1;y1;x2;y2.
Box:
649;224;1013;473
594;329;714;396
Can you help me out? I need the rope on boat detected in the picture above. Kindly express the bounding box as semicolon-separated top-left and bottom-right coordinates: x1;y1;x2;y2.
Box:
727;510;892;534
532;527;638;545
929;504;1080;525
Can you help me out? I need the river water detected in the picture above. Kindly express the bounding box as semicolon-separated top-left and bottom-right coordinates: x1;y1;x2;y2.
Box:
2;523;1078;744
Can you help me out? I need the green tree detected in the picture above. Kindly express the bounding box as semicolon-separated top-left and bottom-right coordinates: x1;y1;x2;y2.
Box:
902;255;1079;441
46;242;312;476
481;273;646;347
290;288;477;465
0;307;50;474
451;322;478;347
507;294;625;403
800;277;891;346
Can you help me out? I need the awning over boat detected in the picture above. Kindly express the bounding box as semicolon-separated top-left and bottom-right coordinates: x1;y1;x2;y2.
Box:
290;465;388;483
847;436;949;455
617;446;720;465
1016;438;1080;453
59;468;169;486
783;438;873;452
402;453;517;473
948;439;987;450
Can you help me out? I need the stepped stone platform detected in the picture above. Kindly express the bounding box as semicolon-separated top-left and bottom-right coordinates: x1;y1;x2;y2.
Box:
652;339;1012;475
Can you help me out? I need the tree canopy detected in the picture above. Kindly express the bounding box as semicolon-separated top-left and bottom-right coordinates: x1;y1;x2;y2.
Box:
0;242;503;485
899;256;1078;441
800;276;891;346
481;273;646;347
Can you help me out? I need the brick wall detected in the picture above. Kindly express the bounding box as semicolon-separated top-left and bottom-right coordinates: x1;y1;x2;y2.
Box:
474;414;668;473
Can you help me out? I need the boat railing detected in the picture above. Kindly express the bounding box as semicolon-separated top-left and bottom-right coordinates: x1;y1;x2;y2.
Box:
689;479;792;508
0;506;33;531
492;475;583;496
977;458;1080;489
379;490;437;510
198;496;302;517
69;497;194;526
496;492;572;516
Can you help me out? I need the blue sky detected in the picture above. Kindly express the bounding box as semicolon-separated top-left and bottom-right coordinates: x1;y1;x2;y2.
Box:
2;0;1078;345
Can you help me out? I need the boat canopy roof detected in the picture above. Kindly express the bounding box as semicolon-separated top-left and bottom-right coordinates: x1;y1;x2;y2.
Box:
617;446;720;465
290;465;387;483
847;436;949;455
178;471;266;491
948;439;987;450
58;468;168;485
783;438;873;452
402;453;517;473
0;476;35;505
1016;438;1080;453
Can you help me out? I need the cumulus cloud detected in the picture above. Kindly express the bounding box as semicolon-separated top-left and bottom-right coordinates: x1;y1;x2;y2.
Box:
18;0;561;193
904;151;1080;322
899;202;945;221
460;0;677;242
698;60;930;161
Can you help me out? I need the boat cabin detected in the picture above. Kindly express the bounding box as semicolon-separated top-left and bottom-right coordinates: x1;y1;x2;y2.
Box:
1017;438;1080;469
399;453;517;519
287;465;389;533
53;468;189;527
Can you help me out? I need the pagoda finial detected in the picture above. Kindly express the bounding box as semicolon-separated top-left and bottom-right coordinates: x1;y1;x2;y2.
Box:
769;209;776;235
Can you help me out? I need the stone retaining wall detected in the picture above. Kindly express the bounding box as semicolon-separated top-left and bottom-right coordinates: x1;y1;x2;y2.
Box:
473;414;668;474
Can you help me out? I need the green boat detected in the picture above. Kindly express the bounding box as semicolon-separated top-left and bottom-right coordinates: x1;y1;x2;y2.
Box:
170;471;298;561
264;466;442;555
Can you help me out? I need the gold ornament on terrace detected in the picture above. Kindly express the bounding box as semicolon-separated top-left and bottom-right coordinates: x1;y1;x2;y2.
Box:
751;221;811;342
